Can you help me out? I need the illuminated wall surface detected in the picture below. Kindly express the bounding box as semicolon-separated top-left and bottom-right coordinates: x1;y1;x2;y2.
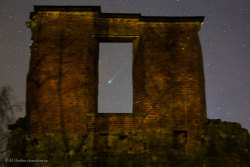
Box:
26;6;206;155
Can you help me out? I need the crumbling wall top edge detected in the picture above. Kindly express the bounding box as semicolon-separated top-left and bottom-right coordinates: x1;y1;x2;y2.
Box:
30;5;204;23
140;16;204;23
30;5;101;19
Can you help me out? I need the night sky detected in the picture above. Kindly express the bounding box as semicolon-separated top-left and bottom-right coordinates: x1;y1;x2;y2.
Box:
0;0;250;131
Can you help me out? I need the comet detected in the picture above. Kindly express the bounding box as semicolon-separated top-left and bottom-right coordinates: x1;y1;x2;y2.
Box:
107;63;129;84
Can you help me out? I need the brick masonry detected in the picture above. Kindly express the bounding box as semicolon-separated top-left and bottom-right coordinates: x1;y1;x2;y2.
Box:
26;6;206;154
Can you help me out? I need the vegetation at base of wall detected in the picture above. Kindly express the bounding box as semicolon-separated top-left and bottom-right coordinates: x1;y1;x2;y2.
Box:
7;127;173;167
200;119;250;166
0;86;24;166
5;119;250;167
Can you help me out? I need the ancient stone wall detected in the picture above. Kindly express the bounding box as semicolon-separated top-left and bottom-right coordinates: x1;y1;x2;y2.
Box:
26;6;206;154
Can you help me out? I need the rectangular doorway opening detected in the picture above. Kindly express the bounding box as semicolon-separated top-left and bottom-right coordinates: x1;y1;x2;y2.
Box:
98;43;133;113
